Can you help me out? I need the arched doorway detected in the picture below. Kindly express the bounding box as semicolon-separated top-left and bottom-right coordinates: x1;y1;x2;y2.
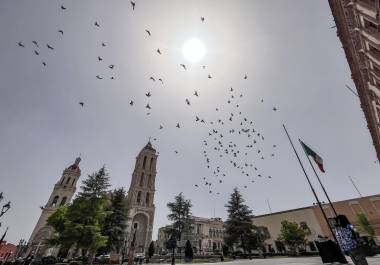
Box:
132;213;148;253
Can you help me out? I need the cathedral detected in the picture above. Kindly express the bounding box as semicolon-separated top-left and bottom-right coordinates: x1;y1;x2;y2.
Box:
26;141;157;257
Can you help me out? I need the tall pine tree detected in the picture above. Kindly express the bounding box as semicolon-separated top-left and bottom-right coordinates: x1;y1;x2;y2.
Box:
224;188;258;253
48;166;111;265
101;188;129;254
167;193;193;242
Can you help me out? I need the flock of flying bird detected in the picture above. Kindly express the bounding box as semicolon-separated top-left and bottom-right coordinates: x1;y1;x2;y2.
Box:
17;1;280;195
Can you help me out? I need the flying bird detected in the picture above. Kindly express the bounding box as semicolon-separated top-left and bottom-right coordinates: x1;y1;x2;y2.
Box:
145;29;151;36
158;78;163;84
146;92;151;97
130;100;134;106
244;74;248;79
46;44;54;50
149;77;156;82
58;30;64;35
34;50;39;55
109;64;114;69
194;91;199;97
208;74;212;79
157;49;161;55
180;64;187;70
17;41;24;47
101;42;106;47
146;103;151;109
185;99;190;105
159;125;163;129
96;75;103;79
32;40;39;47
94;21;100;27
61;5;66;10
201;17;205;22
273;107;277;111
42;62;47;66
98;56;103;61
79;102;84;107
130;1;136;10
176;123;180;128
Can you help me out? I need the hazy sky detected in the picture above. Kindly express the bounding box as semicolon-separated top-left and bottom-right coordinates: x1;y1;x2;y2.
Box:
1;0;379;244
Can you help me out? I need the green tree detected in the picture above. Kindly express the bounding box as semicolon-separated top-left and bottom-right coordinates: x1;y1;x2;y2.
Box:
357;213;375;238
184;240;193;261
224;188;259;253
101;188;129;254
47;166;111;265
167;193;193;242
148;241;155;260
277;220;306;251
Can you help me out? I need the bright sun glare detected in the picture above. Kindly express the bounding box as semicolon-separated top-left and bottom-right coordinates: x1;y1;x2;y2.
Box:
182;38;206;63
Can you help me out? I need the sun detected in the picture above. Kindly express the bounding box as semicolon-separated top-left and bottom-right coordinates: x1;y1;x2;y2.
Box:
182;38;206;63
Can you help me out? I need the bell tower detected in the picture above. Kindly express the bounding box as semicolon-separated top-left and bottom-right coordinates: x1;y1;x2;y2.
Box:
127;141;158;253
26;157;81;257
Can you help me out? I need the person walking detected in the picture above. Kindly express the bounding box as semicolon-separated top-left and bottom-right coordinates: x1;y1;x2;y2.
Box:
335;215;368;265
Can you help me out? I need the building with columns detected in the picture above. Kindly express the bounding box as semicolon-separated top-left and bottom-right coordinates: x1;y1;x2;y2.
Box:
329;0;380;162
26;157;82;257
126;141;158;254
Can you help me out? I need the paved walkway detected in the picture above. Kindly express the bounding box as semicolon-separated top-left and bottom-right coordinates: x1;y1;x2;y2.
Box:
149;256;380;265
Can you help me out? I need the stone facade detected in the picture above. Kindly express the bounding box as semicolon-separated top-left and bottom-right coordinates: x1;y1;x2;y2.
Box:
329;0;380;162
126;141;157;254
26;157;81;257
156;217;225;255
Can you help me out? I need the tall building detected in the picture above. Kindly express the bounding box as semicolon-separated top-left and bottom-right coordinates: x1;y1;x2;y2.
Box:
329;0;380;162
156;216;225;255
26;157;82;257
126;141;158;253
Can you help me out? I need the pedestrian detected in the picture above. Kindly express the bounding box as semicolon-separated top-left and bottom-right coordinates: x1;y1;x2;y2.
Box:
335;215;368;265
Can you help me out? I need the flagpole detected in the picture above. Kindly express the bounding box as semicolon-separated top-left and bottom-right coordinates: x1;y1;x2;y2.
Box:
299;139;338;217
282;125;339;243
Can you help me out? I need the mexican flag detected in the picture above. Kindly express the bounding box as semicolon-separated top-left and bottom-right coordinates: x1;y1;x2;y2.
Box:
300;140;325;173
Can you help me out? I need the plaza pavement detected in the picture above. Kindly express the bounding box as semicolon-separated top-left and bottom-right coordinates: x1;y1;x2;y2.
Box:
148;256;380;265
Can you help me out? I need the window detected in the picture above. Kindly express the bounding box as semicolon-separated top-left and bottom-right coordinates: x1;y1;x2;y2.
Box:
147;175;152;187
66;177;71;184
60;197;67;206
142;156;147;169
72;178;75;186
146;192;150;204
139;173;144;187
150;157;154;170
137;191;141;203
51;195;59;207
60;178;65;185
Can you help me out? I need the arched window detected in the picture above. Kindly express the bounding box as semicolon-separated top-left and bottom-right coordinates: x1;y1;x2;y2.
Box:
150;157;154;170
147;174;152;187
71;178;75;186
137;191;141;203
60;178;65;185
66;177;71;184
51;195;59;207
60;197;67;206
146;192;150;204
142;156;147;169
139;173;144;187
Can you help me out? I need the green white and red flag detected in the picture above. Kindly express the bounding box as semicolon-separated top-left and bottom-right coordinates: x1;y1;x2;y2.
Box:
300;140;325;173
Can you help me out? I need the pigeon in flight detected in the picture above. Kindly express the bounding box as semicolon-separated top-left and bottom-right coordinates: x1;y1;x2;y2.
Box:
201;17;205;22
146;92;151;97
208;74;212;79
32;40;39;47
109;64;114;69
157;49;161;55
34;50;39;55
47;44;54;50
79;102;84;107
58;30;64;35
146;103;151;109
98;56;103;61
149;77;155;82
194;91;199;97
158;78;163;84
18;41;24;47
96;75;103;79
273;107;277;111
61;5;66;10
131;1;136;10
159;125;163;129
145;29;151;36
202;65;206;69
42;62;47;66
244;74;248;79
101;42;106;47
185;99;190;106
176;123;180;128
180;64;187;70
94;21;100;27
130;100;134;106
